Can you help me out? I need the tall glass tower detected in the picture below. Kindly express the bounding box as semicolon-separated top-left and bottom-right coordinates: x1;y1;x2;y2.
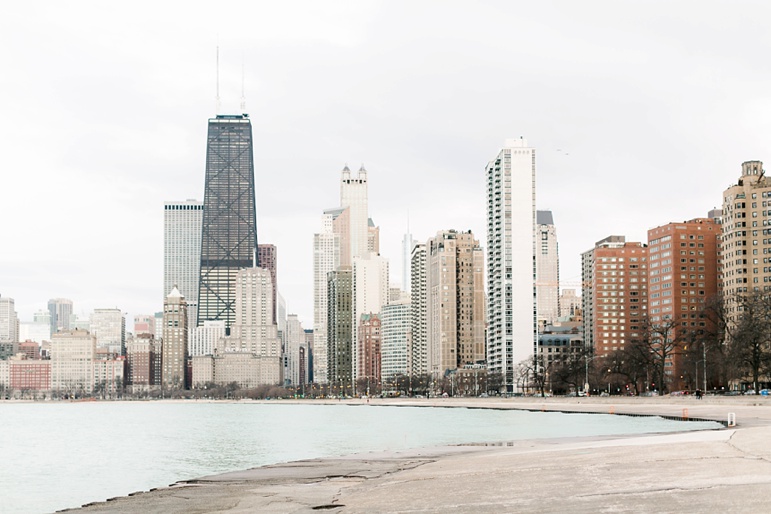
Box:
198;114;258;332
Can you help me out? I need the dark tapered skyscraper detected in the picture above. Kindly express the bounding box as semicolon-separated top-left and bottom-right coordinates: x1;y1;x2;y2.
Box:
198;114;258;332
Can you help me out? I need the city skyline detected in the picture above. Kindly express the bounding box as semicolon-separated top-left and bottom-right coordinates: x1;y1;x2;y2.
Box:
3;1;769;327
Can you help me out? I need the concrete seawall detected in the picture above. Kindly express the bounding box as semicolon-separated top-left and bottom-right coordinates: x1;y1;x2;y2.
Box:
68;397;771;513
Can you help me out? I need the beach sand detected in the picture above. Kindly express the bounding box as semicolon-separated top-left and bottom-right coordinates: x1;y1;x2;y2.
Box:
67;397;771;513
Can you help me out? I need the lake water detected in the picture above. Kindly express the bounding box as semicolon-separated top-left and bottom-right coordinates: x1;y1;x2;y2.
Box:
0;401;722;513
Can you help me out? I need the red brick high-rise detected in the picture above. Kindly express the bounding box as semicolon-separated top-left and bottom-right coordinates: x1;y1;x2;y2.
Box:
581;236;649;359
648;217;720;390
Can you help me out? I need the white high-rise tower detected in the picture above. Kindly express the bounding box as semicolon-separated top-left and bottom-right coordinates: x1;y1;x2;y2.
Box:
164;199;203;328
341;165;369;261
312;209;342;384
0;294;18;343
486;138;537;392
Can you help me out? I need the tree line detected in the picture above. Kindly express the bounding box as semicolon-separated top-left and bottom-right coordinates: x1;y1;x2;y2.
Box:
519;291;771;396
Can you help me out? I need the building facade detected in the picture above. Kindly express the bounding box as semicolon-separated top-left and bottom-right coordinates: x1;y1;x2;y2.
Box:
486;138;537;391
198;114;258;332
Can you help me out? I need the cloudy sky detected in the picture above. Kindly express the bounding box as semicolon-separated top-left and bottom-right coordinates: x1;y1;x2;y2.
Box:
2;1;769;328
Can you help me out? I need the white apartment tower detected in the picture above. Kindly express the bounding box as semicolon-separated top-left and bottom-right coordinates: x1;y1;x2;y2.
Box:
381;295;412;381
163;199;203;329
312;208;342;384
410;243;428;376
536;210;560;326
0;295;18;343
486;138;537;392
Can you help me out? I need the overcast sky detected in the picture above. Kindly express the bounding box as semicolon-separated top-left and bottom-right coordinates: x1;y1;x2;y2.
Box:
2;1;769;328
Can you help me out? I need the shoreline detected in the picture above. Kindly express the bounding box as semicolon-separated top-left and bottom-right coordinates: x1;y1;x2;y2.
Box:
66;398;771;513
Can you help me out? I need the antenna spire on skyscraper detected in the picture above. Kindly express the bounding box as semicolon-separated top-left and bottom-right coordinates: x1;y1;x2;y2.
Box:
240;51;246;113
216;43;221;114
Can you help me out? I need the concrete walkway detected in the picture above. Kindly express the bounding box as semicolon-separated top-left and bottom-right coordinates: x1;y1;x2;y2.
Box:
69;398;771;513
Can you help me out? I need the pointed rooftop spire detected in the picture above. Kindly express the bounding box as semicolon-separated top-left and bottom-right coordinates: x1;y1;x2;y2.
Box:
359;163;366;172
343;164;351;172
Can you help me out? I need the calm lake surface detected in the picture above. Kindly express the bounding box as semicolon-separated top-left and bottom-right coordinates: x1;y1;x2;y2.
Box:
0;401;722;513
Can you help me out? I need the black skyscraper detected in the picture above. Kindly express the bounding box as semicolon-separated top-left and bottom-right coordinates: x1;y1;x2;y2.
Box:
198;114;258;331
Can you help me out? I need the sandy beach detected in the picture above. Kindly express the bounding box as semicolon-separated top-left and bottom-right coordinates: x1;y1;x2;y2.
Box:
67;397;771;513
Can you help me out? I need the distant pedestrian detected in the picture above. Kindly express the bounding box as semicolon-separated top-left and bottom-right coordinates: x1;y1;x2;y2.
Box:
695;388;702;400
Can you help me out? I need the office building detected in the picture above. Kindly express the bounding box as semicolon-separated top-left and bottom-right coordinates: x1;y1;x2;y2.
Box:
536;210;560;326
47;298;73;335
486;138;537;392
198;114;258;332
90;308;126;355
164;199;203;328
0;295;19;343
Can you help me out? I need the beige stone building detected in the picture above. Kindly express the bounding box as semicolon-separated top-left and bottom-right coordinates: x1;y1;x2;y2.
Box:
162;286;188;390
426;230;485;375
721;161;771;309
50;329;96;393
